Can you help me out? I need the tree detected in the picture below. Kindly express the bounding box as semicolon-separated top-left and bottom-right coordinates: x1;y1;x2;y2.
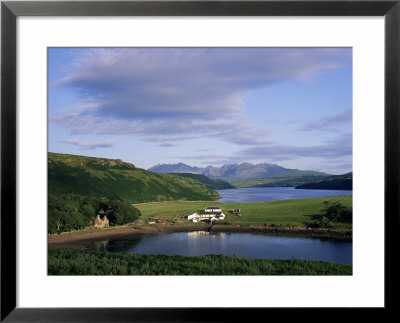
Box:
48;193;141;233
48;209;67;233
325;203;352;223
106;201;141;225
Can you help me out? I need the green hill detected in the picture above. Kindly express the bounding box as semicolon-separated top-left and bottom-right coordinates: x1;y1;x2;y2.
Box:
295;173;352;190
48;152;220;203
169;173;235;190
268;169;329;179
231;170;330;188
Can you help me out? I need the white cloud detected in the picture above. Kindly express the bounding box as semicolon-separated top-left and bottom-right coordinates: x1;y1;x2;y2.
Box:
300;109;352;132
50;48;351;147
62;139;116;150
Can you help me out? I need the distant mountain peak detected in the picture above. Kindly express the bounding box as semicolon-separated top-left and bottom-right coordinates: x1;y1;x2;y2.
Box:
148;163;203;174
240;162;252;166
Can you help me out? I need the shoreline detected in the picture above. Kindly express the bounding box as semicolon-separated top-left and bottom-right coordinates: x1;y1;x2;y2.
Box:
48;224;352;249
209;225;352;239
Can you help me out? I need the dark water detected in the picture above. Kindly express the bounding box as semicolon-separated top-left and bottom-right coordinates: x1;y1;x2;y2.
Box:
217;187;352;203
86;232;352;264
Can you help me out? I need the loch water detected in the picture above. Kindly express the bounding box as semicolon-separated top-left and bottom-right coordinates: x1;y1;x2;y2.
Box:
217;186;352;203
85;231;352;264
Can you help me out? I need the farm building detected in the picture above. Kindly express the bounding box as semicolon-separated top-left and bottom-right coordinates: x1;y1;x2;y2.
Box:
94;214;109;228
229;208;242;216
188;207;226;223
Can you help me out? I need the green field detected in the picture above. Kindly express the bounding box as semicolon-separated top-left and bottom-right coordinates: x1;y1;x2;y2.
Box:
134;195;352;230
48;249;352;275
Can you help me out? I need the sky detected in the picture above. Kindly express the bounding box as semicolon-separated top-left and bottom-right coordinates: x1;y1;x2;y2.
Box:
48;47;352;174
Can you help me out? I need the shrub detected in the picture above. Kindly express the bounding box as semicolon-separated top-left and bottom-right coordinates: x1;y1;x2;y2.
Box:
325;203;352;223
48;249;353;275
319;216;331;228
110;202;141;225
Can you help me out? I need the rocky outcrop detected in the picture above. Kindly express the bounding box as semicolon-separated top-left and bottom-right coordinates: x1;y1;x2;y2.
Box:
95;159;135;168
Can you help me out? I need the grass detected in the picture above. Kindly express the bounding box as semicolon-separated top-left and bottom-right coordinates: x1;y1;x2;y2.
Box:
133;196;352;230
170;173;235;190
48;152;219;203
48;249;352;275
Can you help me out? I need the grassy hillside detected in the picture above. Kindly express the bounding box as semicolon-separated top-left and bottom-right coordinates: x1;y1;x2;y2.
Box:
296;173;352;190
231;170;329;188
269;169;329;178
134;195;352;230
48;249;352;275
48;152;219;203
169;173;235;190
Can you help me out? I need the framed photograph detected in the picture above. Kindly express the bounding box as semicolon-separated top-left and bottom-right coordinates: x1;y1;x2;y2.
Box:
1;0;399;321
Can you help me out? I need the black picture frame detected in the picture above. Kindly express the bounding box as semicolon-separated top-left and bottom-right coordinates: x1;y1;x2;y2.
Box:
1;0;399;321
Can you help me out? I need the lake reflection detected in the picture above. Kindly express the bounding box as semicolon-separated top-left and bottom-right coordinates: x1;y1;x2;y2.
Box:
85;231;352;264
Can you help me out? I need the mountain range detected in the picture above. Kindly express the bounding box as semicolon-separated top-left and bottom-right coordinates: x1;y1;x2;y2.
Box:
148;162;329;182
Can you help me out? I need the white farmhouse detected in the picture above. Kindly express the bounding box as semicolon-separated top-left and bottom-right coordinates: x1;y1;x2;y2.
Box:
187;207;226;223
188;213;200;222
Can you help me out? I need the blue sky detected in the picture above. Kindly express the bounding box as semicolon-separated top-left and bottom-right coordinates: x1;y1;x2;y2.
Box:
48;48;352;174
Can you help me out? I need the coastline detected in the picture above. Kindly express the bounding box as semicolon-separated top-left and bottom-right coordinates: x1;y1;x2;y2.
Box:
48;224;352;249
209;225;352;239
